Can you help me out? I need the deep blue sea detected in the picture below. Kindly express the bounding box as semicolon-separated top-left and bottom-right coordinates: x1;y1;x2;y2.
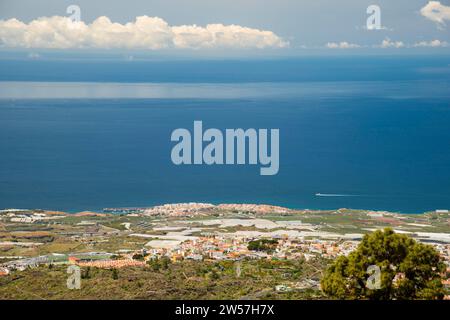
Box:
0;56;449;213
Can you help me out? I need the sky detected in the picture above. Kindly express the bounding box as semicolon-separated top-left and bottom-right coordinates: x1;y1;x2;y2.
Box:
0;0;449;56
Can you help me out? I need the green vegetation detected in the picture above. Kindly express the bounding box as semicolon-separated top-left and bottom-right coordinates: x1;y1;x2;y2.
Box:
146;256;171;271
248;239;279;252
132;253;146;261
81;267;91;279
0;259;326;300
0;231;54;243
111;268;119;280
321;228;446;300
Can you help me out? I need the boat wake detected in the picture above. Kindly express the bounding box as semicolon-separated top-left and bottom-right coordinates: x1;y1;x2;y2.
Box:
315;193;360;197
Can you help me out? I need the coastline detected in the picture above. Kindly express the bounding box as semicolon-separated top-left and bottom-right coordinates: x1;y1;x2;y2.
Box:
2;202;448;216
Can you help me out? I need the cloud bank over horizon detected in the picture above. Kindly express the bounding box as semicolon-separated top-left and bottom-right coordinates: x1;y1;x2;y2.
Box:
326;42;360;49
380;38;405;48
413;39;448;47
324;38;448;49
0;15;289;50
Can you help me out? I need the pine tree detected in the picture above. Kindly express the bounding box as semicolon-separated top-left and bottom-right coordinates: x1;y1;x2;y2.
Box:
321;228;446;300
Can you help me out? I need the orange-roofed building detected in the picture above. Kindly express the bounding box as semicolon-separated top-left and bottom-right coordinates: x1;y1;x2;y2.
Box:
68;256;80;264
0;267;9;276
171;254;183;262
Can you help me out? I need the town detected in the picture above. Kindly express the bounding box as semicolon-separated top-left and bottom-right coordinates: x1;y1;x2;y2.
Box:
0;204;449;298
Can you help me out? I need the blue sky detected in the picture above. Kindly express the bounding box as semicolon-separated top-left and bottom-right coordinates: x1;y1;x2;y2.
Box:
0;0;449;56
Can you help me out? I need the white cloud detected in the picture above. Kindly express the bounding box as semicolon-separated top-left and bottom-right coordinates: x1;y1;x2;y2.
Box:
380;38;404;48
413;39;448;47
420;1;450;27
0;15;289;50
326;41;360;49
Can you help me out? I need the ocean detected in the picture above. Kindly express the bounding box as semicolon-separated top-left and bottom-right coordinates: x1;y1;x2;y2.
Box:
0;56;449;213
